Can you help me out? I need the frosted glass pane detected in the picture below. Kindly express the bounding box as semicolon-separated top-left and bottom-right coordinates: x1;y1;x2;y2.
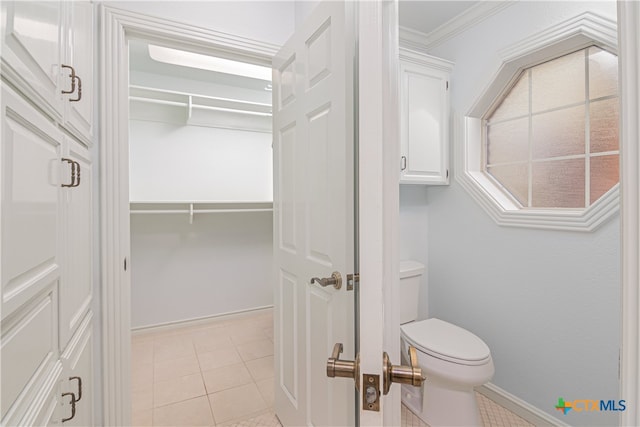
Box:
486;118;529;165
590;98;619;153
487;163;528;206
532;50;585;112
589;47;618;99
490;72;529;122
532;105;585;159
590;154;619;204
532;159;585;208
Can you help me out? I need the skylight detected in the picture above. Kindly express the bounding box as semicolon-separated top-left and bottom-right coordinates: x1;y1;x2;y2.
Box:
148;44;271;81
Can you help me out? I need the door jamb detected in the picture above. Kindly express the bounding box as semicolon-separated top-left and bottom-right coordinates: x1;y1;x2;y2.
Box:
357;1;401;424
99;6;277;425
618;1;640;425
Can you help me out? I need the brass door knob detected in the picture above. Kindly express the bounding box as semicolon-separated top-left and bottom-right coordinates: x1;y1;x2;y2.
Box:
382;345;424;395
311;272;342;290
326;343;360;390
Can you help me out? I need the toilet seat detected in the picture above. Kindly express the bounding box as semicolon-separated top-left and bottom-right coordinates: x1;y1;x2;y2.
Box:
401;318;491;366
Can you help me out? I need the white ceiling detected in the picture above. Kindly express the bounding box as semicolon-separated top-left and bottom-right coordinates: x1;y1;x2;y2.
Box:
399;0;480;35
129;2;479;92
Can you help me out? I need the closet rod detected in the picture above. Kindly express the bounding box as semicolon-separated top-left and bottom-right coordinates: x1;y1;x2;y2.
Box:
129;96;272;117
130;209;273;214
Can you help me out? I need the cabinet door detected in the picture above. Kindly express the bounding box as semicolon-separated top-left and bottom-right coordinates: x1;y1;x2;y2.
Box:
62;0;93;144
0;287;62;426
59;137;92;348
1;1;64;121
1;85;63;319
60;313;93;427
400;59;450;185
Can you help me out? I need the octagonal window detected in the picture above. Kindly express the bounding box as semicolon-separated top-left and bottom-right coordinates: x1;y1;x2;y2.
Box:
484;46;619;209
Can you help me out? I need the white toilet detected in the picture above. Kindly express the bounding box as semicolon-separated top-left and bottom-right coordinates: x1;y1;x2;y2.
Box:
399;260;494;426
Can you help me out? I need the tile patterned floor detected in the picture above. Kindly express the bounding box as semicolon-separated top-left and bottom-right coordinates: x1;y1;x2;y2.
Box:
401;394;534;427
131;309;532;427
131;310;275;426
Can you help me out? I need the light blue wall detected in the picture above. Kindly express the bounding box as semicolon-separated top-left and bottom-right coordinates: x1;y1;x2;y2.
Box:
399;1;621;425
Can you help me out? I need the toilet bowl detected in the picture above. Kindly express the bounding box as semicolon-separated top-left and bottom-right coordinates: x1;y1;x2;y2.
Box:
400;261;494;426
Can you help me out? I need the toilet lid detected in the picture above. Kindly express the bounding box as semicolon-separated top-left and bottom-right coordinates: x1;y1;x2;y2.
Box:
401;318;491;364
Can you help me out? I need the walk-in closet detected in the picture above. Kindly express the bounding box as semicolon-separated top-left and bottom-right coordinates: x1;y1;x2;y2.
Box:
128;40;274;329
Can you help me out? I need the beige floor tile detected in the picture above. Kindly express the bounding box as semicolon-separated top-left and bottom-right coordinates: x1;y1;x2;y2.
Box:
154;373;206;408
132;362;153;389
132;385;153;412
197;347;243;371
153;396;214;426
218;410;281;427
154;335;195;362
209;383;268;424
255;378;275;406
132;341;154;366
202;363;253;394
226;323;269;345
263;328;274;340
245;356;274;381
131;409;153;426
192;328;234;354
236;339;273;361
154;354;200;382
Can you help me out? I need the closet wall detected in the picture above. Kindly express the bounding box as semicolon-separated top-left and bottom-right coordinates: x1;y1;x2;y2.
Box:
128;45;274;329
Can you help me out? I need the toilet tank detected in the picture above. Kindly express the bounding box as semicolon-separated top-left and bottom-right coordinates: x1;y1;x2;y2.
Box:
399;260;425;324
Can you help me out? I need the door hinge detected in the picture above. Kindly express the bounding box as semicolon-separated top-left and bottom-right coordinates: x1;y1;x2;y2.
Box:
446;81;449;90
346;273;359;291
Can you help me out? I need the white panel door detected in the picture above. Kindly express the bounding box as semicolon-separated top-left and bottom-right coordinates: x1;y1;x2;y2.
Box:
1;84;63;319
63;0;94;144
272;1;356;425
59;137;92;348
60;313;94;427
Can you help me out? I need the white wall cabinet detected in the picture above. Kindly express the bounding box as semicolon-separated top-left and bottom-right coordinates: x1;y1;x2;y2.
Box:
399;48;453;185
1;0;94;145
62;0;94;145
1;1;95;425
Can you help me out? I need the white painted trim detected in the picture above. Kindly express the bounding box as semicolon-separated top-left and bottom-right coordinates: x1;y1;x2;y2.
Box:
99;6;278;425
357;1;401;424
131;306;273;334
469;12;618;117
477;383;569;427
382;1;401;425
618;1;640;425
398;2;514;52
456;13;620;232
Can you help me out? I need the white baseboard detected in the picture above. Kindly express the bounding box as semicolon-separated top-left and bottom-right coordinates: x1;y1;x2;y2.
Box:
477;383;570;427
131;305;273;335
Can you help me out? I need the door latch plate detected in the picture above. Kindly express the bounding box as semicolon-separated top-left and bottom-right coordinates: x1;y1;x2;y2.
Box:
347;273;359;291
362;373;380;411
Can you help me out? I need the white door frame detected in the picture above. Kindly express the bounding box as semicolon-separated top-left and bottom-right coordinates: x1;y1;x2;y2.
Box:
357;1;401;425
98;6;278;425
618;1;640;426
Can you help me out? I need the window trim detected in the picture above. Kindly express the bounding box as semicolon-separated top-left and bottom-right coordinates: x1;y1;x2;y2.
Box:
457;12;620;231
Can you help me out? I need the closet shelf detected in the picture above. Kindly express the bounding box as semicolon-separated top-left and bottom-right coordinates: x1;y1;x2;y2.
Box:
130;201;273;224
129;85;272;117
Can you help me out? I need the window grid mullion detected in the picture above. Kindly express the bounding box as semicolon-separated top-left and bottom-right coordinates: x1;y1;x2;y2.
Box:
584;49;591;208
527;69;533;208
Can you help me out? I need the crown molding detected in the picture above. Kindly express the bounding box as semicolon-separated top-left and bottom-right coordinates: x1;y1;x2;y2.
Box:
399;1;514;52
